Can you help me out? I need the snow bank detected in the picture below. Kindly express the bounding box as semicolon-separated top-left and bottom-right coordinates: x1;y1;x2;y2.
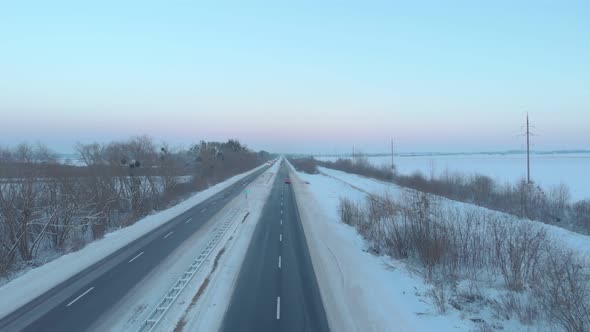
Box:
288;163;470;332
0;163;267;320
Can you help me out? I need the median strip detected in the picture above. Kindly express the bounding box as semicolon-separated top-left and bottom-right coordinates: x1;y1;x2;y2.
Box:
138;208;244;332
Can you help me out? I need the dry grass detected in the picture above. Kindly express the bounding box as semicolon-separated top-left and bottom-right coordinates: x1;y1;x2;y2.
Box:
338;191;590;330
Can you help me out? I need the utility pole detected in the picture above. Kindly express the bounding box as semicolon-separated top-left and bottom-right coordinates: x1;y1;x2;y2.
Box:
526;113;531;183
391;138;394;171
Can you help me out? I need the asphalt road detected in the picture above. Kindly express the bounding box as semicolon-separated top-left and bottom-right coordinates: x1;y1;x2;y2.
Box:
221;161;330;332
0;165;269;332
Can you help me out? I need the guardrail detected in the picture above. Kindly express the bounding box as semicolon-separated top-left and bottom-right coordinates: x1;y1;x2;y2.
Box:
137;207;243;332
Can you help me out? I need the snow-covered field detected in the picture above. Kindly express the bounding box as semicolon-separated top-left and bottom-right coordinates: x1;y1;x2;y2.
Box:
0;162;268;321
289;163;590;331
317;153;590;201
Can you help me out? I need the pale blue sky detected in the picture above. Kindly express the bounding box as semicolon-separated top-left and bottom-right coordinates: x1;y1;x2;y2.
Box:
0;1;588;153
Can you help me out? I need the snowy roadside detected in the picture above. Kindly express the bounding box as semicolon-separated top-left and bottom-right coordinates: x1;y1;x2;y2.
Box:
319;166;590;258
288;162;470;332
91;160;280;332
291;164;590;331
0;163;268;320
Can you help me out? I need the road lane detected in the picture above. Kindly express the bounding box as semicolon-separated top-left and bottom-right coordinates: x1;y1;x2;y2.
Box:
221;161;329;332
0;165;270;332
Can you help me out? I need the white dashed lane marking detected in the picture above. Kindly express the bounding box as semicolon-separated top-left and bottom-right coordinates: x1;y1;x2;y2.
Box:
128;252;144;263
67;287;94;307
164;231;174;239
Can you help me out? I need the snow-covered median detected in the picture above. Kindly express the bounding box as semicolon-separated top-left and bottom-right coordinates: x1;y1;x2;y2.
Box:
171;159;280;331
288;163;469;332
0;163;267;321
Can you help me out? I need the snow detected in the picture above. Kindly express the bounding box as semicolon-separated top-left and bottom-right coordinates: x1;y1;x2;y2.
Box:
288;163;470;332
319;166;590;259
317;153;590;201
0;163;268;321
291;164;590;331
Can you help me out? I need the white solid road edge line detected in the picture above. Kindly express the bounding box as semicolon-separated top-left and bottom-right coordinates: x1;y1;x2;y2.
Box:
276;297;281;320
129;251;144;263
67;287;94;307
185;217;193;223
164;231;174;239
278;256;282;269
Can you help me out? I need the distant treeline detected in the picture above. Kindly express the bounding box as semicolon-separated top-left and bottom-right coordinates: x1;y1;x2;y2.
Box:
289;156;590;234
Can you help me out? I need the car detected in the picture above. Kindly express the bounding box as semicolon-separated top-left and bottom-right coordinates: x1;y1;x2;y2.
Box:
284;178;291;184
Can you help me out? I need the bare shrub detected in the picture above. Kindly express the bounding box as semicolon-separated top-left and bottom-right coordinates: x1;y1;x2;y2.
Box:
428;281;448;314
492;222;546;291
336;189;590;330
385;212;411;259
535;250;590;332
403;194;448;277
572;200;590;232
318;157;393;181
338;198;363;226
288;157;319;174
496;292;540;325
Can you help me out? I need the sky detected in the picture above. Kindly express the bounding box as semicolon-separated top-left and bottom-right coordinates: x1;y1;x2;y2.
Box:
0;0;589;154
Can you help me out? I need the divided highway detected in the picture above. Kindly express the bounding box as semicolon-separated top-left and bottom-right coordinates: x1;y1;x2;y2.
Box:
0;165;269;332
221;161;329;332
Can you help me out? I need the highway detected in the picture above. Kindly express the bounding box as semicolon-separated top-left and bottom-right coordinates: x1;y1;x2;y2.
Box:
0;165;269;332
221;162;330;332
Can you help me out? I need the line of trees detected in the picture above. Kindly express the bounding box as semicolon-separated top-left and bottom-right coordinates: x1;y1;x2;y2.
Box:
290;156;590;234
0;137;270;278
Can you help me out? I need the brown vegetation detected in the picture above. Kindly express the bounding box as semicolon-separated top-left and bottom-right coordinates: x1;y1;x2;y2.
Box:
0;138;269;277
339;192;590;331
